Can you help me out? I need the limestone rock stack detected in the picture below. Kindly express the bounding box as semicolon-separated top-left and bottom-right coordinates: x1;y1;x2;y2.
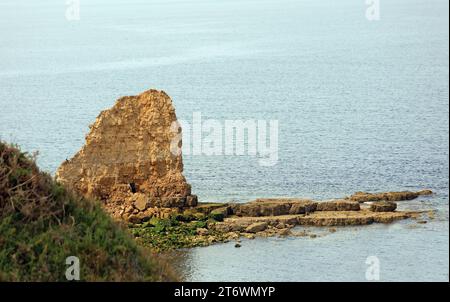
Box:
56;89;197;220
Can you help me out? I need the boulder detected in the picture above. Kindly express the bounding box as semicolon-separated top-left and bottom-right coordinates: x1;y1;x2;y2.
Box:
234;203;262;216
196;228;209;236
245;222;269;233
235;198;316;217
209;210;225;222
370;201;397;212
226;232;240;240
132;193;149;211
186;195;199;207
235;202;289;217
211;206;232;218
418;190;433;196
348;190;432;203
288;201;317;214
316;200;360;211
213;223;231;233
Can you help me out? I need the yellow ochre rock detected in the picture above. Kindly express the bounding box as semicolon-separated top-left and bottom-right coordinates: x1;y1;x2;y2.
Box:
56;89;197;217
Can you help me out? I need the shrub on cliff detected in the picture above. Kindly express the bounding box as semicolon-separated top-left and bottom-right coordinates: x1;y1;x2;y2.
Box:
0;141;176;281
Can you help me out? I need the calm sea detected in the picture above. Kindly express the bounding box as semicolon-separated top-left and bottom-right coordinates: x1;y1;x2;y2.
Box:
0;0;448;281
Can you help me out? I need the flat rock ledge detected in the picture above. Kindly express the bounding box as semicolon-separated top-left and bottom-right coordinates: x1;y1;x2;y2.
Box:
213;210;420;234
202;190;431;241
347;190;432;203
129;190;432;249
126;190;431;226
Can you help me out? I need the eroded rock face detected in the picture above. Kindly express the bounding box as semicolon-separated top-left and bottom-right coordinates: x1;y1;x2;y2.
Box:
56;89;197;215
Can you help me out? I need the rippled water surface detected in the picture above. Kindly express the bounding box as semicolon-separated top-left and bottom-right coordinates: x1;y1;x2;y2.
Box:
0;0;448;281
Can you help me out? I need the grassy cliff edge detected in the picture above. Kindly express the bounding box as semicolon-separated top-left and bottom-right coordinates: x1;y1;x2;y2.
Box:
0;141;176;281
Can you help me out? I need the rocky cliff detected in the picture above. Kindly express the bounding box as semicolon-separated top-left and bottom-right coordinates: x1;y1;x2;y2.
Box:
56;89;197;220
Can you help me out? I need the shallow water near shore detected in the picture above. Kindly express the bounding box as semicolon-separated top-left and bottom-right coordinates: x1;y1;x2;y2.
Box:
0;0;448;281
173;217;449;282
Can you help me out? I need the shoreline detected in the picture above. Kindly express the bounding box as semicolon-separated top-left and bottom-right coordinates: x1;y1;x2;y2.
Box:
127;190;435;251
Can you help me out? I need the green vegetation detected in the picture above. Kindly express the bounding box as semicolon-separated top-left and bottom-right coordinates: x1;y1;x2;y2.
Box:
129;213;227;251
209;209;226;222
0;141;176;281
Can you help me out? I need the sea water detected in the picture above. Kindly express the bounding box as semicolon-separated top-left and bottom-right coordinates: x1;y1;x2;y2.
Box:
0;0;448;281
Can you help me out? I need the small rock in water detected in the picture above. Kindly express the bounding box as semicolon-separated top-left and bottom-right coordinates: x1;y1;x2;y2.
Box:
234;243;242;248
418;189;433;196
417;220;427;224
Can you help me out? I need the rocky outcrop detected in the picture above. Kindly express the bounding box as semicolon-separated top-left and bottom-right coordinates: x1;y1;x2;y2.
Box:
194;203;229;215
202;191;430;239
245;222;269;233
370;201;397;212
316;200;360;211
229;198;359;216
348;190;432;203
56;89;197;219
234;198;316;217
130;190;432;249
213;209;421;232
